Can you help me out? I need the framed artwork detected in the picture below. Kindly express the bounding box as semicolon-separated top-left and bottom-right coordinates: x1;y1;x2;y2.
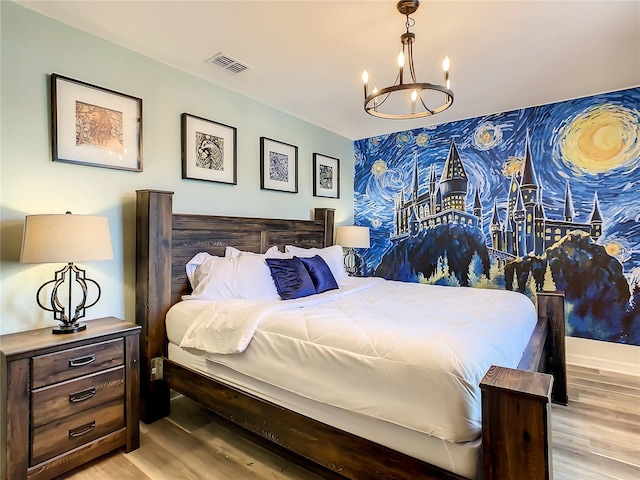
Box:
181;113;237;184
313;153;340;198
51;73;142;171
260;137;298;193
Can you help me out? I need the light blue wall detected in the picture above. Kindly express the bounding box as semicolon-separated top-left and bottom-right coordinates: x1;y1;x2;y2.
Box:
0;2;354;334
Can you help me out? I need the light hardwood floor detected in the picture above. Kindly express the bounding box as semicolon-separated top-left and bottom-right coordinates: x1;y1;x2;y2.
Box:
550;365;640;480
61;364;640;480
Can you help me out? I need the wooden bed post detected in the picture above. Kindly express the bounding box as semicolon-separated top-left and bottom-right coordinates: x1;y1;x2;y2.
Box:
479;290;566;480
135;189;173;423
314;208;335;247
480;367;553;480
537;291;568;405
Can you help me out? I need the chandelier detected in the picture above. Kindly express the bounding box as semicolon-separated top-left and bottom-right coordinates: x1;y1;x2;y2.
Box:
362;0;454;120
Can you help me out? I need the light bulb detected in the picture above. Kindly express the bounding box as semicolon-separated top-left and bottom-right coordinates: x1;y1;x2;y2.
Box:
411;90;418;102
443;55;451;91
442;55;450;72
397;51;405;68
362;69;370;98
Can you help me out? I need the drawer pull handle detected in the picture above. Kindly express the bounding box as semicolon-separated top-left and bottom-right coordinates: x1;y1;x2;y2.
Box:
69;355;95;367
69;387;97;403
68;421;96;438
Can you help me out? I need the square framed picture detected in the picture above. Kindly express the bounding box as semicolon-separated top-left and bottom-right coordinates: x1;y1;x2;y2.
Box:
51;73;142;171
313;153;340;198
182;113;237;184
260;137;298;193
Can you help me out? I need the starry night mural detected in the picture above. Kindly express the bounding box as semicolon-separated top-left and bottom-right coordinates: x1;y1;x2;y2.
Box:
353;87;640;346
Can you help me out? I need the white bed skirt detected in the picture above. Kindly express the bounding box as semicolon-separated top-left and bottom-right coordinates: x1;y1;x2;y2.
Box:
167;342;481;479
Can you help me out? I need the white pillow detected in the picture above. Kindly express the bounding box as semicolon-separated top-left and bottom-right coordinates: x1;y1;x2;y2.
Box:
223;246;284;300
183;255;238;301
184;249;281;301
235;254;280;300
284;244;347;284
224;245;284;299
225;245;281;257
185;252;215;289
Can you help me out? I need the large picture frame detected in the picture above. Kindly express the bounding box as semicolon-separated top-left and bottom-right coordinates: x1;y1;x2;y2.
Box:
181;113;237;185
260;137;298;193
51;73;142;172
313;153;340;198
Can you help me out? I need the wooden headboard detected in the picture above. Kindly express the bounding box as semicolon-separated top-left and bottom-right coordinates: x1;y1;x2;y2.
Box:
135;189;335;421
136;190;335;307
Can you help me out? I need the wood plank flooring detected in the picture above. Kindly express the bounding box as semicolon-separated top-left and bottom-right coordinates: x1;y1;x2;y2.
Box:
550;365;640;480
60;364;640;480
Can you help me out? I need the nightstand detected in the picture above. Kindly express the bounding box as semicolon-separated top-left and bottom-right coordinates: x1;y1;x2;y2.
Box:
0;317;140;480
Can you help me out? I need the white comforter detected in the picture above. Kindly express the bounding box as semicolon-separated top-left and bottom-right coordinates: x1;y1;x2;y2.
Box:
172;277;537;443
179;279;375;354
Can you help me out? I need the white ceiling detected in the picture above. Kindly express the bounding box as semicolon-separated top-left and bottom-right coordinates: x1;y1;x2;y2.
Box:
16;0;640;140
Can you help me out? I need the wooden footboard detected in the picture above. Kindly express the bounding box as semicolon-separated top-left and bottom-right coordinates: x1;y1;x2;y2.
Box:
135;189;567;480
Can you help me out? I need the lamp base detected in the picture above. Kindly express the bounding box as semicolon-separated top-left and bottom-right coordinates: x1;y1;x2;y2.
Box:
343;247;357;276
52;323;87;334
35;262;102;335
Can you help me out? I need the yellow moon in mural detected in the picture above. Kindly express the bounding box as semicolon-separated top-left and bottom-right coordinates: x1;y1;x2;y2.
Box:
559;104;640;174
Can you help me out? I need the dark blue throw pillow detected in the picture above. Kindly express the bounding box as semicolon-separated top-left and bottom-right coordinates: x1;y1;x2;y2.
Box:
297;255;339;294
265;257;316;300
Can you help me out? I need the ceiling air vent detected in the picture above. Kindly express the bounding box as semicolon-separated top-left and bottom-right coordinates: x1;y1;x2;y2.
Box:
205;52;252;75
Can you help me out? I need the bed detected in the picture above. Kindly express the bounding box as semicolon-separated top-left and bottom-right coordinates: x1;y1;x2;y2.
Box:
135;189;567;480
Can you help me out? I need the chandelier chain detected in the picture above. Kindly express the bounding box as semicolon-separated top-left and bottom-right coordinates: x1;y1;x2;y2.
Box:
405;15;415;33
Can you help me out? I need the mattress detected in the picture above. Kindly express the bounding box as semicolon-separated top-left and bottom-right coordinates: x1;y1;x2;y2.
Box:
167;277;537;444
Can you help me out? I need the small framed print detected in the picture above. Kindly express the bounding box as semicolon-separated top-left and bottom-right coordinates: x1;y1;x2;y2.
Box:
182;113;237;184
313;153;340;198
260;137;298;193
51;73;142;171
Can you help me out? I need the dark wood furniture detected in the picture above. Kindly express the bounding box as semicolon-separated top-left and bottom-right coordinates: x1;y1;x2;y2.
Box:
0;317;140;480
135;189;567;480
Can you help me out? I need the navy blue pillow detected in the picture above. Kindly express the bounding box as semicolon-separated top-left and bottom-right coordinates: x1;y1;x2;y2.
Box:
297;255;339;294
265;257;316;300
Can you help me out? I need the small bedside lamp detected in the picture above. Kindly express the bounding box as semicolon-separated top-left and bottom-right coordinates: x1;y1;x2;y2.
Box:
20;212;113;334
335;225;370;276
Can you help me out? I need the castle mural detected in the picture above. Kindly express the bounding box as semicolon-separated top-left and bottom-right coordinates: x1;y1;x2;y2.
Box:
353;87;640;345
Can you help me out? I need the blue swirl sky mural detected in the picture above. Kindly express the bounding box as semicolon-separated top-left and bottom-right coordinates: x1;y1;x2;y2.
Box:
354;87;640;345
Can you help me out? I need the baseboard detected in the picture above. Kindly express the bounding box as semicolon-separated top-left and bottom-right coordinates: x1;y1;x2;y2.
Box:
565;336;640;377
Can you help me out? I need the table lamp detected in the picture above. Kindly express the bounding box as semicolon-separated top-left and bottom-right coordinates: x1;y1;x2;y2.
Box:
335;225;370;276
20;212;113;334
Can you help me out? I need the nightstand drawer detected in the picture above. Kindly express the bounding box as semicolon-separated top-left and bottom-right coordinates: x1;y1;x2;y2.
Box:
32;338;124;388
32;366;125;428
31;399;124;466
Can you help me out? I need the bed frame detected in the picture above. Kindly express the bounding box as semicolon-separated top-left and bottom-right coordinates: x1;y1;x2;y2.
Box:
135;190;567;480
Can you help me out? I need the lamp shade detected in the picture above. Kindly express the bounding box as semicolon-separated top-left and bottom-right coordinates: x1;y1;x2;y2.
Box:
20;213;113;264
335;226;370;249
